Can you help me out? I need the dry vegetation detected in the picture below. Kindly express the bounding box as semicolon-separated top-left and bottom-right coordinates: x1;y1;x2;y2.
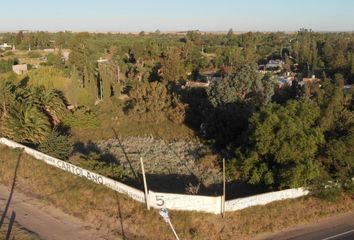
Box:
69;98;197;143
0;222;40;240
1;145;353;240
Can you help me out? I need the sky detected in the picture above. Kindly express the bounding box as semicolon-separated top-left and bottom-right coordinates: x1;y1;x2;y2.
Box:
1;0;354;32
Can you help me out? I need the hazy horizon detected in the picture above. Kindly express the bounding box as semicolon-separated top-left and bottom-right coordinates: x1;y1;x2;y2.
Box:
1;0;354;32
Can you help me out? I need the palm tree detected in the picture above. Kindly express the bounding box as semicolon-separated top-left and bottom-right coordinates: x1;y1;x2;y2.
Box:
33;86;66;126
5;102;51;144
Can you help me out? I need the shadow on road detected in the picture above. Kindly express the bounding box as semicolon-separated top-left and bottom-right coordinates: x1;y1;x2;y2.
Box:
0;151;22;230
5;211;16;240
114;192;126;240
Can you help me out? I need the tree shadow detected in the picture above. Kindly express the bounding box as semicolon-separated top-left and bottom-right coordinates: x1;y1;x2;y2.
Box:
18;77;30;88
112;128;141;184
0;151;21;230
72;141;118;164
144;173;211;195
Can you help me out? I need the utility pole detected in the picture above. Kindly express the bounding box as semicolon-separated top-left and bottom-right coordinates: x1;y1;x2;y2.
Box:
140;157;150;210
222;158;226;217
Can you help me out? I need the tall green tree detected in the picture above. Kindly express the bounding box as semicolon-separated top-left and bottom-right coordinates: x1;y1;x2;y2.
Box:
237;100;324;188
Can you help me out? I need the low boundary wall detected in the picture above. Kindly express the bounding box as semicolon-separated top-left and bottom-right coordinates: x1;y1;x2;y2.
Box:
0;137;310;214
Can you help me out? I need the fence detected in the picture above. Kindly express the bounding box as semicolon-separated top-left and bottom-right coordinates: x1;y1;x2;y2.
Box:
0;137;309;214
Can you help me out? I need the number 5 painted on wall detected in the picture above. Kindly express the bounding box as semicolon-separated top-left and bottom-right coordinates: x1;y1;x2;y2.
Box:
156;195;165;207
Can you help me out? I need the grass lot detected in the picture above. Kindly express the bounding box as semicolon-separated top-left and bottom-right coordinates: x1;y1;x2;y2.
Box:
1;145;353;240
70;98;197;143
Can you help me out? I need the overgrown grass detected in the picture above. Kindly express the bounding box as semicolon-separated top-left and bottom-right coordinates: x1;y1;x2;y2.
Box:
70;99;196;142
1;145;353;240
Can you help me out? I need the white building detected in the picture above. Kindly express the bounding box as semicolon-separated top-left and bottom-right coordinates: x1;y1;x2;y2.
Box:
265;59;284;69
0;43;12;50
12;64;28;75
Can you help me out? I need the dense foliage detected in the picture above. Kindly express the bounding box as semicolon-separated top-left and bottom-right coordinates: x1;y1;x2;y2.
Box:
0;29;353;191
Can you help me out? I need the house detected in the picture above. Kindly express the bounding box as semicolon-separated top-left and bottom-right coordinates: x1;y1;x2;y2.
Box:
61;50;70;62
277;76;294;88
199;70;223;83
265;59;284;69
344;85;353;92
298;75;321;86
39;56;48;62
12;64;28;75
184;81;210;88
43;48;55;52
0;43;12;50
97;57;108;63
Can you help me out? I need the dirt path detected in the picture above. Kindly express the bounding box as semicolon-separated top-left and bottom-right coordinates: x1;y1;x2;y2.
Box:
0;184;119;240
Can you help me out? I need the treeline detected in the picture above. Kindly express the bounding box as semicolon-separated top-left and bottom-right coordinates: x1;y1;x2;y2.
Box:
0;30;353;195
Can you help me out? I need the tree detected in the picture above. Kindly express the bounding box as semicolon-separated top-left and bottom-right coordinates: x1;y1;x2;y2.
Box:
32;86;67;125
207;64;274;107
204;64;276;148
4;102;51;144
161;48;186;84
98;63;113;100
316;74;354;183
237;100;324;188
126;82;185;124
227;28;234;36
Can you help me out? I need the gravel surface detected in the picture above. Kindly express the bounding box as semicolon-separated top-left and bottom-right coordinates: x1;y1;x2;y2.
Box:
95;136;222;194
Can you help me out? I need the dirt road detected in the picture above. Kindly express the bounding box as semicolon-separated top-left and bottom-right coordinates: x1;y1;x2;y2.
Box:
0;184;119;240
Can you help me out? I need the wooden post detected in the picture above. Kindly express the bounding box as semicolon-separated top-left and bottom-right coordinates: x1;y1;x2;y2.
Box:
222;158;226;217
140;157;150;210
117;65;120;83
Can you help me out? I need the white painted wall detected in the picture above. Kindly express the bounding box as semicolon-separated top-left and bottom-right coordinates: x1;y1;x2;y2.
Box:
0;138;145;203
225;188;309;212
149;190;222;214
0;137;310;214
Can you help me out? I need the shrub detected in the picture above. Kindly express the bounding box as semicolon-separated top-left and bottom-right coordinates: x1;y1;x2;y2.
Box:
27;51;42;58
0;58;19;73
72;152;127;181
311;179;342;202
38;130;71;160
63;107;99;129
126;82;186;124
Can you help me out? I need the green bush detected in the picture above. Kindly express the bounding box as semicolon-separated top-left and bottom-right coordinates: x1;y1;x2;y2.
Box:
343;180;354;195
27;51;42;58
311;180;342;202
63;107;99;129
72;152;127;181
38;130;71;160
3;51;14;56
0;58;19;73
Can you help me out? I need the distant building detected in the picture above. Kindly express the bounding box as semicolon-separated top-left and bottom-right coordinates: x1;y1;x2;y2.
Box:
0;43;12;50
299;75;321;86
43;48;55;52
277;76;294;88
344;85;353;93
12;64;28;75
199;70;223;83
265;59;284;69
97;57;108;63
61;50;70;62
184;81;210;88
